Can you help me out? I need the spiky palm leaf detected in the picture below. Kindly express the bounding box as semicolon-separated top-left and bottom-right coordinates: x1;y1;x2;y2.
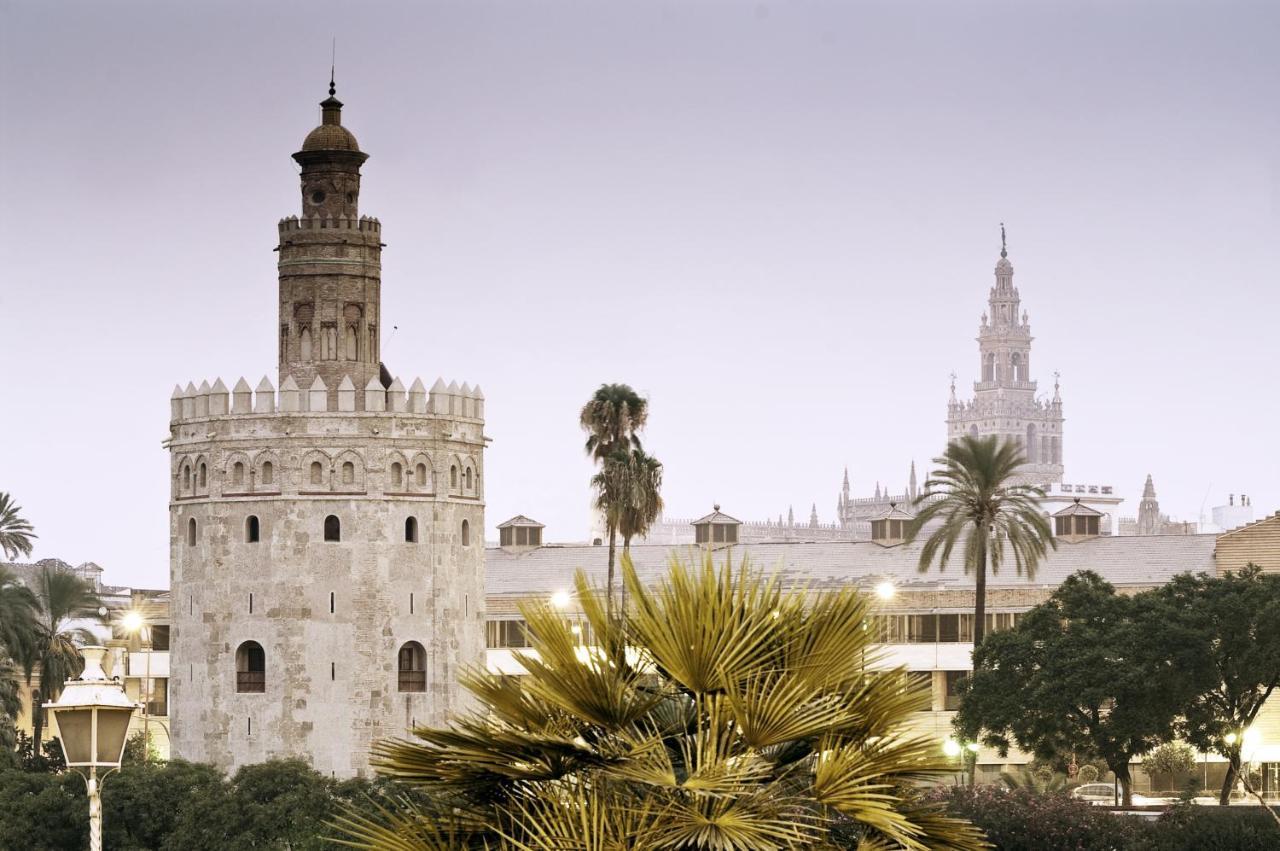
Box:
0;492;37;561
907;435;1055;647
341;552;989;850
17;564;102;749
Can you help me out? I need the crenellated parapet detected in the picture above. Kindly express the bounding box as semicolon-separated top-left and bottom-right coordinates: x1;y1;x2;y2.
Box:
277;214;381;237
170;373;484;424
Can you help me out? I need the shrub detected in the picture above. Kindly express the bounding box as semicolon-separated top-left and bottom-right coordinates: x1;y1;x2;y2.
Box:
1076;763;1100;783
932;785;1154;851
1146;804;1280;851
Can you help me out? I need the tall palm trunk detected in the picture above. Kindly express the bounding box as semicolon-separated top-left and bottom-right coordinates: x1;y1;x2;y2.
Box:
606;521;618;621
30;685;44;752
972;526;988;648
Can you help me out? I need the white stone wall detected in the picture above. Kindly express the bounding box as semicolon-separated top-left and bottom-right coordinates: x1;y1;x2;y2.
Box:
168;402;485;777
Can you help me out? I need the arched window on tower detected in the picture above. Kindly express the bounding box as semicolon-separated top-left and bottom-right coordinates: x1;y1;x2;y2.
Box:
232;462;245;486
405;516;418;543
324;515;341;542
344;325;357;360
416;463;428;488
300;326;312;360
397;641;426;693
390;462;403;490
235;641;265;693
450;465;458;489
461;519;471;546
311;461;324;486
198;462;207;490
465;467;473;490
187;517;197;547
1011;352;1024;383
982;353;995;383
181;463;191;492
342;461;355;485
246;515;260;543
261;461;274;486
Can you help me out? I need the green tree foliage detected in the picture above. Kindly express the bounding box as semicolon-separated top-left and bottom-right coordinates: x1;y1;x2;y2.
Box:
334;552;987;850
956;571;1196;806
1144;742;1197;784
16;564;101;749
0;758;383;850
1145;564;1280;805
580;383;650;617
0;564;40;757
907;435;1055;647
0;492;37;560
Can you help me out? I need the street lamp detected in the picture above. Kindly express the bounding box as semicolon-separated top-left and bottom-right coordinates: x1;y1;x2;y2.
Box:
550;589;572;609
874;580;896;601
44;646;136;851
121;609;153;762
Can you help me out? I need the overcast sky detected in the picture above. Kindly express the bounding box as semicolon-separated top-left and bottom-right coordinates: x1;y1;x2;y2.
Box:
2;0;1277;589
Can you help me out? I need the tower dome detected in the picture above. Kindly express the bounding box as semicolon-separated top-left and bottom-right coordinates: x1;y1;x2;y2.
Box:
300;113;361;152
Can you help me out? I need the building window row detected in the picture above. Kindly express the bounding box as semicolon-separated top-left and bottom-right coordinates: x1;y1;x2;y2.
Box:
234;640;428;694
870;612;1023;644
178;453;480;497
186;513;477;546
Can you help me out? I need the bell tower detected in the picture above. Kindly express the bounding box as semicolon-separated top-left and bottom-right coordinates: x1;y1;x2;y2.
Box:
277;78;383;402
947;226;1065;483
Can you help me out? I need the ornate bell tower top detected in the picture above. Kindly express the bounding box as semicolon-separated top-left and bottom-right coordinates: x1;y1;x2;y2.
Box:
276;79;383;401
976;224;1033;393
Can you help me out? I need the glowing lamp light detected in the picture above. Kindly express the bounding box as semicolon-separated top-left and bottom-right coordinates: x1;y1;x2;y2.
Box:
550;590;572;609
122;610;144;633
967;742;981;753
875;581;896;601
942;738;962;758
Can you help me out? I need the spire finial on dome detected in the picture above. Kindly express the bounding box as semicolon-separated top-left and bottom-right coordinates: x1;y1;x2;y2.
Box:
329;38;337;97
1000;222;1007;259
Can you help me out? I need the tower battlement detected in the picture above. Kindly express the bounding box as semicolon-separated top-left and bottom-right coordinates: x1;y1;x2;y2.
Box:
170;375;484;423
278;214;381;236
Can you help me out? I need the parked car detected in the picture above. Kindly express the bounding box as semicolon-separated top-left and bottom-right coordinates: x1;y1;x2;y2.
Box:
1070;783;1168;806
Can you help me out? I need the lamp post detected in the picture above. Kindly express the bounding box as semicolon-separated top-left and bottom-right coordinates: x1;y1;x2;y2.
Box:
44;646;137;851
121;610;152;762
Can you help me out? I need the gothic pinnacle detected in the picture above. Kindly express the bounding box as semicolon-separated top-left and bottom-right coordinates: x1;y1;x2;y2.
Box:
1000;222;1007;259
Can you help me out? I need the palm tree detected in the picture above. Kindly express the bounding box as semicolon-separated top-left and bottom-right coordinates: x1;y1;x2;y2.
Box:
18;565;101;750
0;492;37;560
906;434;1055;648
580;384;649;616
334;551;988;850
0;566;39;759
592;448;664;617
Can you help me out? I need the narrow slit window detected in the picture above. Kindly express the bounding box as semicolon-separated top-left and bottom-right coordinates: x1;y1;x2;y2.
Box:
461;519;470;546
329;591;335;614
187;518;197;547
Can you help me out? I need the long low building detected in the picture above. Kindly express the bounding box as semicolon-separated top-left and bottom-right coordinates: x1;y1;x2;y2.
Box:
486;508;1280;793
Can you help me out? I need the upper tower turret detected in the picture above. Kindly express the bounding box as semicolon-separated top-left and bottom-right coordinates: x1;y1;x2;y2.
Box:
293;76;368;219
277;78;383;400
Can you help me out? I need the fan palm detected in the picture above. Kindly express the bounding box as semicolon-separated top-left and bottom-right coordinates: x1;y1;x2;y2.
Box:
580;384;650;617
333;552;988;850
17;565;101;750
906;435;1055;648
0;492;37;560
591;448;664;617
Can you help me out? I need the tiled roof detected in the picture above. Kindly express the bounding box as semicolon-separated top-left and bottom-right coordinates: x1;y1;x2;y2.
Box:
1054;501;1103;517
869;503;916;521
497;515;545;529
691;507;742;525
486;534;1218;598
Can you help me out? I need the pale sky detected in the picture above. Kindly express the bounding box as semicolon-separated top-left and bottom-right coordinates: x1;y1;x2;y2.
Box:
2;0;1277;589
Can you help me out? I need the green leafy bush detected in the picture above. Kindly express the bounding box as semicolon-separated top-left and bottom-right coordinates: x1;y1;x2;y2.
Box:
932;786;1152;850
932;785;1280;851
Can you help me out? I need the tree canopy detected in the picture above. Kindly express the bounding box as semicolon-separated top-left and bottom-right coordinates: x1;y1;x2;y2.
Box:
955;571;1199;806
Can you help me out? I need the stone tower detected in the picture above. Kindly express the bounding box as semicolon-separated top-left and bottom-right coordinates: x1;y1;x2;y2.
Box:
947;227;1064;483
1136;474;1161;536
168;83;487;777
